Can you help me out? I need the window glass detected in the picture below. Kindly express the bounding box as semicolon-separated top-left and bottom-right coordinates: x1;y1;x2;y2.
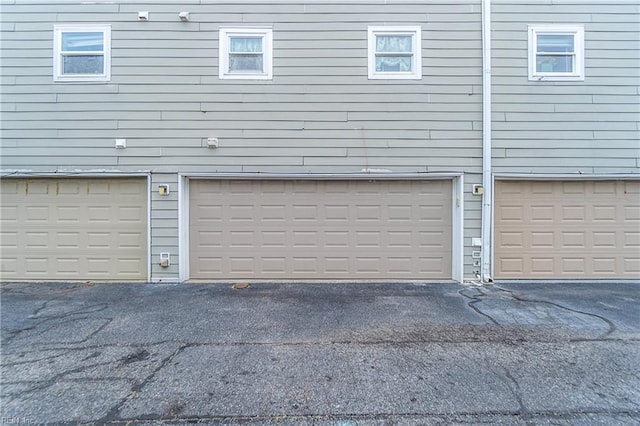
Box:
536;34;574;53
229;37;262;53
61;32;104;51
376;35;413;53
229;37;263;72
536;55;573;73
376;56;412;72
62;55;104;74
229;54;263;72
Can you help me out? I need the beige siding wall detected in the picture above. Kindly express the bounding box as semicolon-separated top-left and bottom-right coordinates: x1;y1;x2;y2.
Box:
492;0;640;175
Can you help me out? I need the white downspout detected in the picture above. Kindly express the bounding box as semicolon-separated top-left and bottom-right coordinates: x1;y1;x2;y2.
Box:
481;0;493;283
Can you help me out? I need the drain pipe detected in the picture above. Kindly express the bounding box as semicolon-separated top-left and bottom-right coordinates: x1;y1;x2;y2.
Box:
480;0;493;283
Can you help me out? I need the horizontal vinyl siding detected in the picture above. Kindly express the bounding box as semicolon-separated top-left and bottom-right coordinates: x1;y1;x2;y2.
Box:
492;1;640;175
1;2;482;176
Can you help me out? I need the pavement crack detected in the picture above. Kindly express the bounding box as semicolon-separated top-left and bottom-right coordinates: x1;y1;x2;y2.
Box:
1;350;71;367
2;325;37;345
494;285;617;339
459;287;501;325
31;300;50;317
77;317;113;344
1;359;126;404
29;302;109;320
3;302;110;345
501;366;533;425
98;343;189;424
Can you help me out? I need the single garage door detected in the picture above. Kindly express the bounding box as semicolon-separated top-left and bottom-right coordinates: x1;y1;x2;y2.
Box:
494;180;640;279
0;178;148;280
189;179;452;280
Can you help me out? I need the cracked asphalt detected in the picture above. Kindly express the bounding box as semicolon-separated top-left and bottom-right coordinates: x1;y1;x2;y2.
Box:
1;281;638;425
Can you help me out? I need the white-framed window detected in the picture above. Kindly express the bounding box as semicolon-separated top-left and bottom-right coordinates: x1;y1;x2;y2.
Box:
368;26;422;80
219;27;273;80
53;24;111;82
528;25;585;81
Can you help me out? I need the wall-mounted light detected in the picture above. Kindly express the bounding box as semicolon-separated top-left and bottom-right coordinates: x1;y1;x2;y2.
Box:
158;184;170;195
179;12;190;21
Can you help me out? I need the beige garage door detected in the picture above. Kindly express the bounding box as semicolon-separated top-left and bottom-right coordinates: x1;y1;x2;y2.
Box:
495;180;640;279
0;178;148;281
190;179;452;280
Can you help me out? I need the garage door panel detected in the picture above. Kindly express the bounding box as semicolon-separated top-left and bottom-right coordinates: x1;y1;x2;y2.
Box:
25;258;48;275
498;231;523;248
0;178;147;281
625;258;640;273
593;181;617;194
592;232;616;248
498;205;524;222
530;232;552;248
119;232;145;248
561;232;585;248
562;206;586;222
592;205;616;222
562;258;585;274
119;206;146;223
592;258;617;274
530;257;554;274
26;206;49;221
495;180;640;279
190;179;452;280
562;181;588;195
625;232;640;248
625;206;640;221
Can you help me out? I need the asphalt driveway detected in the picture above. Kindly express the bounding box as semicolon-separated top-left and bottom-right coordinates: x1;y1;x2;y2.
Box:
1;281;639;425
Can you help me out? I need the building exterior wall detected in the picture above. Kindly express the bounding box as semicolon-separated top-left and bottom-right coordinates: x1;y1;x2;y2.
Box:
491;0;640;175
1;1;638;282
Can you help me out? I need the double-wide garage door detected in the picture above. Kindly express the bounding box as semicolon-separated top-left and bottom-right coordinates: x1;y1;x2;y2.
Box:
190;179;452;280
0;178;148;281
495;180;640;279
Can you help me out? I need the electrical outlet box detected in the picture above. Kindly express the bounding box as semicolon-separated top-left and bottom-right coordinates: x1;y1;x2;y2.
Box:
471;237;482;247
159;252;170;267
138;11;149;21
472;184;484;195
472;250;481;259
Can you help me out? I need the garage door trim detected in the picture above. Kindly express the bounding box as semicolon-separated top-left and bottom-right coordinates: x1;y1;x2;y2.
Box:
179;173;463;282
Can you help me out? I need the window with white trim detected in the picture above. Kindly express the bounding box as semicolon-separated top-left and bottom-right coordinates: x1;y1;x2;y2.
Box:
219;28;273;80
528;25;584;81
368;26;422;80
53;24;111;82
